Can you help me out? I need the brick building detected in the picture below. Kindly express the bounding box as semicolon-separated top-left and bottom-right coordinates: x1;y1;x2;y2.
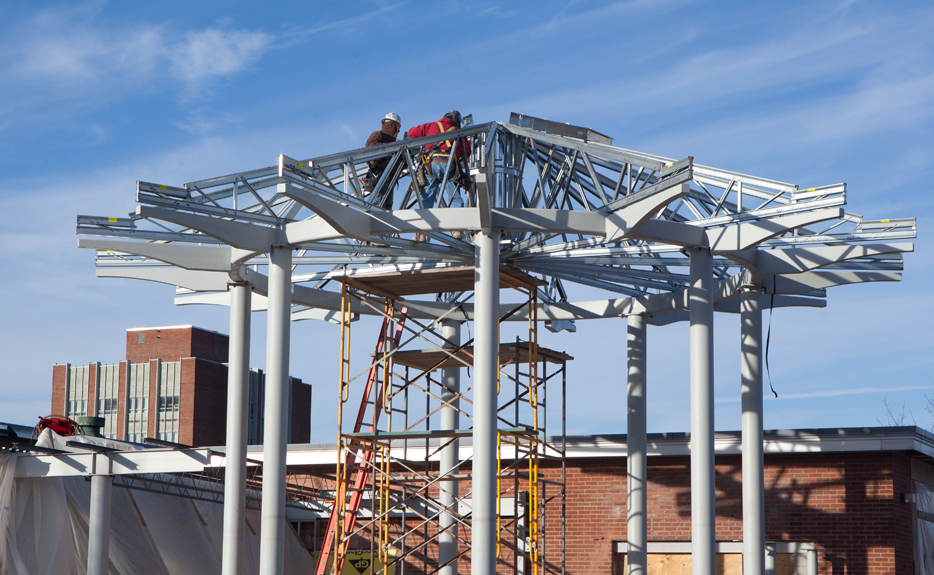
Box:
284;427;934;575
51;325;311;446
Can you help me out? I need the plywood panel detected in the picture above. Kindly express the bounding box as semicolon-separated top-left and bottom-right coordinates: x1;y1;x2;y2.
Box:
717;554;742;575
616;554;754;575
777;553;796;575
648;553;690;575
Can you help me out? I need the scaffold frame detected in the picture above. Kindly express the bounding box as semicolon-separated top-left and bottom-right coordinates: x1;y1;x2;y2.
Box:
318;272;569;575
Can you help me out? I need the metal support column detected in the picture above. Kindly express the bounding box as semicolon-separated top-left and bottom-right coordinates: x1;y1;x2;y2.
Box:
473;230;500;575
627;313;647;575
807;549;818;575
87;474;113;575
259;244;293;575
223;281;252;575
740;286;765;575
439;319;462;575
688;246;715;575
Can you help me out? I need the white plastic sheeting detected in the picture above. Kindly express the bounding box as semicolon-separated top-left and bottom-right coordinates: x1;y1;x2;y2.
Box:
917;481;934;575
0;432;314;575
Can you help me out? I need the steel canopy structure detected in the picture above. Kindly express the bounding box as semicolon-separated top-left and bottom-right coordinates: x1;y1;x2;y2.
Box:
74;114;915;575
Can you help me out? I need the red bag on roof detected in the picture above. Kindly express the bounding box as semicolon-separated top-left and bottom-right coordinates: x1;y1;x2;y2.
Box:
34;416;82;438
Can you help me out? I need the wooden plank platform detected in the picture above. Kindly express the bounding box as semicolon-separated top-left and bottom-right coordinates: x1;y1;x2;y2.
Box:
345;427;535;441
336;264;545;298
390;342;573;371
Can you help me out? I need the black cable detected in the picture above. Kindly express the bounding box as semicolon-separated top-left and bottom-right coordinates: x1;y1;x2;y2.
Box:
458;303;472;378
765;278;778;398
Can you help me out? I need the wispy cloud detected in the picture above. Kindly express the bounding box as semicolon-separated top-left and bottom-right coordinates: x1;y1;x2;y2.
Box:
169;27;272;97
717;385;932;403
278;4;402;45
0;3;403;129
459;0;934;167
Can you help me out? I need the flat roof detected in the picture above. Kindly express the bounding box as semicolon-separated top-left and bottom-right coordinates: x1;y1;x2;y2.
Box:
238;426;934;467
126;325;228;336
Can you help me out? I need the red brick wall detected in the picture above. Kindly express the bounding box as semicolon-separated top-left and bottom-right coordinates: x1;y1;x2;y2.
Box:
290;378;311;444
178;357;196;446
86;362;99;416
539;452;909;575
116;361;127;440
295;449;914;575
147;359;159;440
191;328;229;364
128;328;184;363
893;454;914;574
761;452;903;575
189;358;229;447
51;364;68;416
126;326;229;364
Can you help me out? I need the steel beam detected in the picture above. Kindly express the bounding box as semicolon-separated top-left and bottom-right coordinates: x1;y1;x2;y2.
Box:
259;244;292;575
15;449;216;478
688;247;715;575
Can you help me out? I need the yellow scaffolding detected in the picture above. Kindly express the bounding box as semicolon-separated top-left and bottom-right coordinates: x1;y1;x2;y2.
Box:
325;267;569;575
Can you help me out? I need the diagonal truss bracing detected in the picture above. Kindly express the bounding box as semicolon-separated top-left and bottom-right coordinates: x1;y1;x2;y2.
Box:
75;116;915;327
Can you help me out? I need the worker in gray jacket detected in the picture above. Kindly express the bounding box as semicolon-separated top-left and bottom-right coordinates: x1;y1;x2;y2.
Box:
362;112;402;206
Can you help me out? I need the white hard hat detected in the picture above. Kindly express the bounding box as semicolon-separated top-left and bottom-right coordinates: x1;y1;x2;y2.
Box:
382;112;401;125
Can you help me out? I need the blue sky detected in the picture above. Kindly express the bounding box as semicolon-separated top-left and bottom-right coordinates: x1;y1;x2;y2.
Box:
1;1;932;440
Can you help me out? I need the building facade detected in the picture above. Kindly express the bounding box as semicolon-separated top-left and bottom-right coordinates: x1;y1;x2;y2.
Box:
283;427;934;575
51;325;311;446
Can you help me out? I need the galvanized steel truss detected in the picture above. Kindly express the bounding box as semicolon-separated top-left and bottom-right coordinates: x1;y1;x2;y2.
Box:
74;115;916;575
77;119;914;326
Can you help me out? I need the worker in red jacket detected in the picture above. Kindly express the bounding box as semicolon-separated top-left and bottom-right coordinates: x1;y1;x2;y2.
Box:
406;110;472;215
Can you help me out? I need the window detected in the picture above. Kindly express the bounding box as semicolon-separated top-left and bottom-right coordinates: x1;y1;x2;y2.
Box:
126;362;150;443
97;364;120;439
66;365;90;419
288;376;294;444
137;333;145;343
157;361;181;443
248;369;262;444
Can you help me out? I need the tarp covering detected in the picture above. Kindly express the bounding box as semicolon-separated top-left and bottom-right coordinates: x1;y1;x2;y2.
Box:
0;431;314;574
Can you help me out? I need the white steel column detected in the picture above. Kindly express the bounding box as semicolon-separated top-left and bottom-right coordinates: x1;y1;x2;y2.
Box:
472;230;500;575
741;287;765;575
627;313;647;575
222;282;252;575
807;549;818;575
688;246;715;575
87;474;113;575
259;245;292;575
439;319;462;575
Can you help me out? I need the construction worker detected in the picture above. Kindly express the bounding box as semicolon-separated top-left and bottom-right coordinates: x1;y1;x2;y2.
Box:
362;112;402;205
406;110;472;210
